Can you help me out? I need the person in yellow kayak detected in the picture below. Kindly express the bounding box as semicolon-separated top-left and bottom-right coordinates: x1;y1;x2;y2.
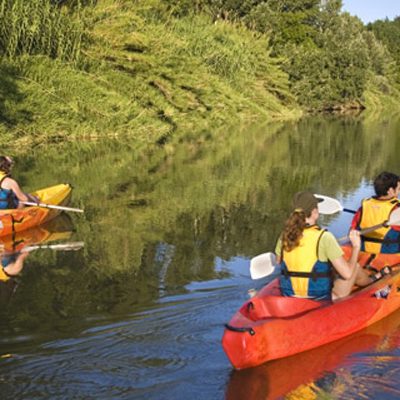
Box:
275;191;372;300
0;156;38;209
351;171;400;254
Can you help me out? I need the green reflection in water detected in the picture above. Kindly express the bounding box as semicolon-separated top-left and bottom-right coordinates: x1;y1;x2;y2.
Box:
1;115;400;339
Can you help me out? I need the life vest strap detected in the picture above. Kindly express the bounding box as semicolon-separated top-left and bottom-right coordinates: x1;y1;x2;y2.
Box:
0;175;8;187
282;269;333;281
362;235;400;244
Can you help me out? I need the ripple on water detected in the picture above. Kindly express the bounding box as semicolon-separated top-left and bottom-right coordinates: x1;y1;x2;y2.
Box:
0;266;238;396
0;279;246;399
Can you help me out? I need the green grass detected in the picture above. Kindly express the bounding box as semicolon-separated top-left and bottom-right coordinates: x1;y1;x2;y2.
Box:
0;0;86;62
0;0;398;151
0;0;301;150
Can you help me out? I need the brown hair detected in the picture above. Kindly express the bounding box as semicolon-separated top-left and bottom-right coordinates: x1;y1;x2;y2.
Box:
281;209;308;252
0;156;12;174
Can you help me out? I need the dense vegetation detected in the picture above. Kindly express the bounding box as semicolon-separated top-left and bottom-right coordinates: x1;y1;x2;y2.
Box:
368;17;400;83
167;0;400;110
0;0;399;148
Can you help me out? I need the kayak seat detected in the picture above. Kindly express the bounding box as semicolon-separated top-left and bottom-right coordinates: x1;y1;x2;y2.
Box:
240;295;327;321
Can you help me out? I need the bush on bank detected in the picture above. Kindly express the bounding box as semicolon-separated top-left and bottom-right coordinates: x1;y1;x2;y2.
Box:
0;0;398;149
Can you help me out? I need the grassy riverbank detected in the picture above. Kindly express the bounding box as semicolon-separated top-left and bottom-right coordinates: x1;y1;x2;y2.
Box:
0;0;300;150
0;0;399;150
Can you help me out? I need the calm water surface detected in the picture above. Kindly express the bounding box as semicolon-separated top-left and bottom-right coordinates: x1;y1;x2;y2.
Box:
1;115;400;399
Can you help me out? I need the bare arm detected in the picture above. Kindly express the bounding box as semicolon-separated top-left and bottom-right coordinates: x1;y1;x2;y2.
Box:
3;178;29;202
3;252;29;276
331;230;361;280
2;177;38;203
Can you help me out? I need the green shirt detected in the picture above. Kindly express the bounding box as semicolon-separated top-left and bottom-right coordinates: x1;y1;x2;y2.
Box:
275;230;343;262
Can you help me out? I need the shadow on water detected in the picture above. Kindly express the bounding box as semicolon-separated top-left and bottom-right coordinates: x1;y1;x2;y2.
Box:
0;115;400;398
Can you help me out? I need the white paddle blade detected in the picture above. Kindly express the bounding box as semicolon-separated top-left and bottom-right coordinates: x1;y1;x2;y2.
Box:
314;194;343;215
388;207;400;226
250;252;277;280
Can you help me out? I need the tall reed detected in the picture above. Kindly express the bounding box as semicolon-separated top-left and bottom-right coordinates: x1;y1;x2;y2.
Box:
0;0;89;63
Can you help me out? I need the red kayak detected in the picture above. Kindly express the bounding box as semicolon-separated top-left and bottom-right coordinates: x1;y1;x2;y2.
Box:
226;308;400;400
222;247;400;370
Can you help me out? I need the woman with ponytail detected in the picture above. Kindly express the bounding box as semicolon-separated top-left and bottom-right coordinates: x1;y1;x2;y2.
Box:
275;191;371;300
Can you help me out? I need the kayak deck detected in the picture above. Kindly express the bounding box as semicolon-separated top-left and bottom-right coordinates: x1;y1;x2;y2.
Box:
0;184;72;237
222;249;400;369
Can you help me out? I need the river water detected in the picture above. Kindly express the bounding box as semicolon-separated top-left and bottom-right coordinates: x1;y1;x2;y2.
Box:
1;115;400;399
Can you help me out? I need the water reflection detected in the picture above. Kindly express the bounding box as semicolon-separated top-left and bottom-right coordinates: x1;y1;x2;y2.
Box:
0;214;74;304
15;116;400;285
0;213;73;253
0;115;400;398
4;116;400;336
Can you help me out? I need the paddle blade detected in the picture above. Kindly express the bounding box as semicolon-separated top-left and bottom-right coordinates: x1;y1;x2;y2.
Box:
388;207;400;226
250;252;277;280
314;194;343;215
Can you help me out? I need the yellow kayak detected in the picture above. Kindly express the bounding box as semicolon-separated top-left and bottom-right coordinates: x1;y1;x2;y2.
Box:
0;184;72;237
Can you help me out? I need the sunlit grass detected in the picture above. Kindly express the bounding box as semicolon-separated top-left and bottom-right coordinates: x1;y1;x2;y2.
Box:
0;0;301;149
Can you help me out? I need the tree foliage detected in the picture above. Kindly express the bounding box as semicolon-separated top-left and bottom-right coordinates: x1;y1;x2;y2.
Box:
368;17;400;84
0;0;399;143
165;0;400;109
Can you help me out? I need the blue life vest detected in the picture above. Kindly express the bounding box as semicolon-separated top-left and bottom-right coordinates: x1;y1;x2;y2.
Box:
0;175;18;209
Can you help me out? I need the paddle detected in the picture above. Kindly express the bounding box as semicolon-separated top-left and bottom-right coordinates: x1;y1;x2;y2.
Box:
338;207;400;243
250;208;400;280
20;201;84;213
20;241;84;253
250;252;277;280
314;194;356;215
249;194;350;280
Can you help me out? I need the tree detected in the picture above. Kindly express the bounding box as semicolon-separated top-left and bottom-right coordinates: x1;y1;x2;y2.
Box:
368;17;400;83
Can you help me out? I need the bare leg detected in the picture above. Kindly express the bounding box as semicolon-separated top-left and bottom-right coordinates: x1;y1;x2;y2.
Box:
332;263;372;300
354;268;372;286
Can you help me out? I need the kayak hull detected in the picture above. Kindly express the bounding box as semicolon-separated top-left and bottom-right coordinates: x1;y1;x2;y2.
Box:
226;308;400;400
222;249;400;370
0;184;72;237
